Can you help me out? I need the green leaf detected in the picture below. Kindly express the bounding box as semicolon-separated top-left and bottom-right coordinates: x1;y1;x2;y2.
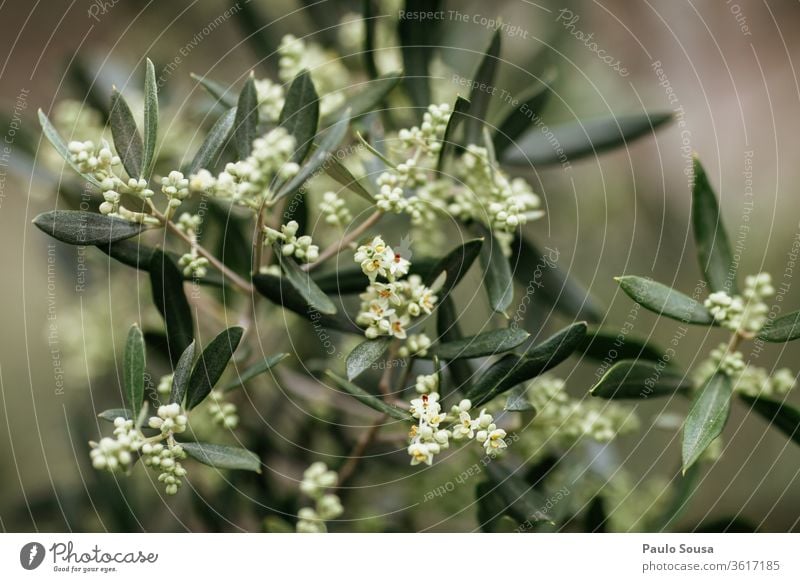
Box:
464;30;501;146
109;87;144;178
757;310;800;343
476;480;511;532
436;95;471;172
466;322;587;406
425;238;483;296
682;373;732;473
323;155;374;202
398;0;442;111
149;249;194;364
233;74;258;159
181;441;261;473
170;341;196;406
324;371;410;420
425;328;529;360
142;58;159;178
473;223;513;314
277;251;337;315
616;276;714;325
98;408;133;422
692;157;736;294
33;211;147;246
252;273;360;333
222;353;288;392
493;69;555;156
346;337;392;381
313;257;438;295
99;241;225;287
652;463;702;532
504;384;536;412
436;296;474;393
186;327;244;410
123;324;145;417
483;462;554;525
362;0;379;78
274;112;350;202
577;329;665;365
190;73;237;108
280;70;319;163
326;72;402;122
37;109;103;188
502;112;673;166
590;360;692;400
230;0;280;74
739;393;800;445
186;107;236;175
510;235;602;323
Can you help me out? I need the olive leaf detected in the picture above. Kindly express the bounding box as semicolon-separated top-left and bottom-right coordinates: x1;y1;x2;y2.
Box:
502;112;673;166
149;249;194;364
692;157;736;294
33;211;147;245
436;95;471;172
504;384;536;412
739;393;800;445
279;70;319;163
142;58;159;179
277;250;337;315
616;276;714;325
651;463;701;532
362;0;379;78
230;0;280;73
466;322;587;406
493;69;555;156
682;372;732;473
323;154;374;202
181;441;261;473
326;72;402;123
38;109;104;188
186;107;236;175
464;30;501;146
99;241;225;287
577;329;665;365
169;341;196;406
481;462;554;526
590;360;692;400
123;324;145;417
473;223;513;314
425;238;483;296
233;74;258;159
346;337;392;381
398;0;442;111
423;328;529;360
324;371;410;420
109;87;144;178
222;353;289;392
190;73;237;108
313;257;439;295
436;296;474;393
757;310;800;343
98;408;134;422
186;326;244;410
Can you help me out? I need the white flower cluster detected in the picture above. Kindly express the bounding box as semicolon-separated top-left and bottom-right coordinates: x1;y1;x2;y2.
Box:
407;395;508;466
148;403;188;435
398;333;432;357
337;12;365;52
156;373;173;398
278;34;347;117
354;236;437;340
264;220;319;263
319;191;353;227
189;127;299;209
398;103;451;155
254;78;285;122
297;462;343;533
208;389;239;429
161;170;190;215
176;213;209;277
704;273;774;334
414;372;439;394
694;343;796;398
142;440;187;496
89;417;144;473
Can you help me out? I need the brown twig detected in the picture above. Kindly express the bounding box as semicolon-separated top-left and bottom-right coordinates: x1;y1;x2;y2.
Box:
301;210;383;271
336;414;387;489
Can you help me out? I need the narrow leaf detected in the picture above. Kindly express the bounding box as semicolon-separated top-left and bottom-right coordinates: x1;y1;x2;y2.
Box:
739;394;800;445
653;463;701;532
149;249;194;364
617;276;714;325
278;251;337;315
186;327;244;410
109;87;144;177
279;70;319;163
504;384;536;412
346;337;392;380
99;241;225;287
484;462;554;525
233;74;258;159
325;371;410;420
465;30;501;146
191;73;237;108
437;95;471;172
682;373;732;472
398;0;442;111
142;58;159;178
124;324;145;416
34;211;146;246
187;107;236;175
326;72;402;122
181;441;261;473
37;109;103;188
577;330;665;365
436;296;474;393
493;69;555;156
362;0;379;78
222;353;288;392
98;408;133;422
757;310;800;343
425;238;483;296
474;223;513;314
692;157;736;293
590;360;692;400
323;155;374;202
170;341;196;406
502;112;673;166
425;328;529;360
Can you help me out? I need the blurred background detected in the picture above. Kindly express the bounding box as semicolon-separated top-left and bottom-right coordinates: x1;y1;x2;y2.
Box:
0;0;799;532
